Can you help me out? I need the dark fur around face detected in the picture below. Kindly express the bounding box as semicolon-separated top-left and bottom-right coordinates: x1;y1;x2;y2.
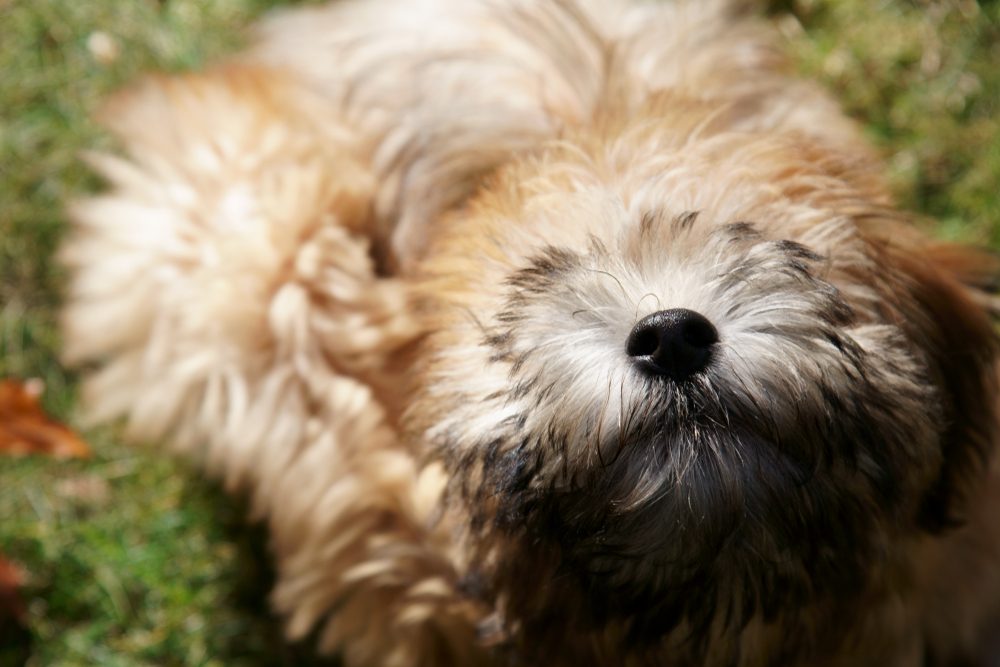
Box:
416;196;999;661
395;17;1000;656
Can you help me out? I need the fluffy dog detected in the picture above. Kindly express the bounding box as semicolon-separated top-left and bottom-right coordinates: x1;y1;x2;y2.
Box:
60;0;1000;664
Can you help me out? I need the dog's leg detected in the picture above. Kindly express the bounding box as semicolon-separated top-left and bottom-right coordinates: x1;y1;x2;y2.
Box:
61;65;488;665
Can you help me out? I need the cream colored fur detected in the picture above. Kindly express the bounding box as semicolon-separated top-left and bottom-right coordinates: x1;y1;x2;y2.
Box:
61;1;1000;665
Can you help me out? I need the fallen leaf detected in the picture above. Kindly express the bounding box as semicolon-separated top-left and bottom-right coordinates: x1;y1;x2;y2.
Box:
0;379;90;458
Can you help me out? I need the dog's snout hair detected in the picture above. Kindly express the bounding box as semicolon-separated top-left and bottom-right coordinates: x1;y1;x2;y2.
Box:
417;204;948;655
60;0;1000;665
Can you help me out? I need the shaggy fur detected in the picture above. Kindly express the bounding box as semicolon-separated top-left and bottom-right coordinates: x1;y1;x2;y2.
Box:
61;0;1000;665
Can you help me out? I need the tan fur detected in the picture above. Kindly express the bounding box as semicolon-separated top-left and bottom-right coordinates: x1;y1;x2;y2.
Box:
61;1;1000;665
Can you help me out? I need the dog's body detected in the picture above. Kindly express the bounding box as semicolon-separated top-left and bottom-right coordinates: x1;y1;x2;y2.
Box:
61;0;1000;664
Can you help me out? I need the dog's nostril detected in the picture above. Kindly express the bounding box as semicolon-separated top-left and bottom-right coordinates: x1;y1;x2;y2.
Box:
680;314;718;350
625;326;660;357
626;308;718;380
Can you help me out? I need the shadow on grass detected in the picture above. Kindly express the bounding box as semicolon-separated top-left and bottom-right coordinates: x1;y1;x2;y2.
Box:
0;618;32;667
202;491;341;667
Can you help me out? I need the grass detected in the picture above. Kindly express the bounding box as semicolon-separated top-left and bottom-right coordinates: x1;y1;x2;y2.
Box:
0;0;997;664
1;1;331;665
776;0;1000;243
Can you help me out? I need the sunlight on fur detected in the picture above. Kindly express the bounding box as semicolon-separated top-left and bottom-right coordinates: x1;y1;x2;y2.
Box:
61;0;1000;664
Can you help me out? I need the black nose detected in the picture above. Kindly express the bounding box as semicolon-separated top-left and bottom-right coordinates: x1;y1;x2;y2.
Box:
626;308;718;380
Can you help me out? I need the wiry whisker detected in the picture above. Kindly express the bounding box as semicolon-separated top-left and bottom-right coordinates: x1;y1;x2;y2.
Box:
593;373;615;469
605;377;636;467
616;375;627;463
719;346;769;419
587;268;631;306
634;291;663;321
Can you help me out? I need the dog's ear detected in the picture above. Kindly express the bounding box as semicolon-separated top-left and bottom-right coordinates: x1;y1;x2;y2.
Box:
882;236;1000;531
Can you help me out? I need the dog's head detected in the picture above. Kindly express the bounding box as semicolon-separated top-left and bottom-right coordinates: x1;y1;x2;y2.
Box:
406;121;998;644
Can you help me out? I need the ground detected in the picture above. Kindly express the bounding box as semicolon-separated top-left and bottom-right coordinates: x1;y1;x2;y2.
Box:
0;0;997;665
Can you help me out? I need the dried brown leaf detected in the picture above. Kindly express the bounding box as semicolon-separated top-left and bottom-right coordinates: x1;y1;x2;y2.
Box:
0;379;90;458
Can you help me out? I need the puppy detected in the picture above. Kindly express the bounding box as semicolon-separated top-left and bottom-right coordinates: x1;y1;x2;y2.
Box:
60;0;1000;664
